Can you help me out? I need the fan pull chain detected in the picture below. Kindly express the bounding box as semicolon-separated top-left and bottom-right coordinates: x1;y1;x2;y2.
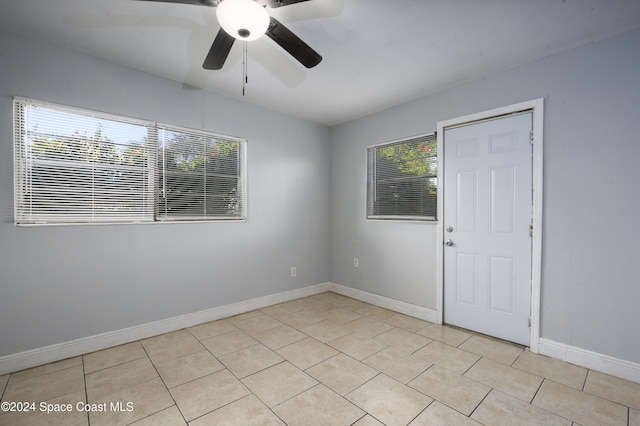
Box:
242;40;248;96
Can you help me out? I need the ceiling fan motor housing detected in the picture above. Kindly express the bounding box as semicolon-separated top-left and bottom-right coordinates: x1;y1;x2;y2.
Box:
216;0;269;41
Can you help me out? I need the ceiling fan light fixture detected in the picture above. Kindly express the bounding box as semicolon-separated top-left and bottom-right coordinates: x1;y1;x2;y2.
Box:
216;0;270;41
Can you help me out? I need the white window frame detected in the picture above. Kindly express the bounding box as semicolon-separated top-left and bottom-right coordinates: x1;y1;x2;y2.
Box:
13;97;247;226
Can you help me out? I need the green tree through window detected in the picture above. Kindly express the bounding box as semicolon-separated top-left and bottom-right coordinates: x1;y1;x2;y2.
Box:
158;129;243;219
368;134;437;220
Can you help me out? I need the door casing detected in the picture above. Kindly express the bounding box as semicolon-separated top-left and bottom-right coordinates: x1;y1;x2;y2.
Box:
435;99;544;353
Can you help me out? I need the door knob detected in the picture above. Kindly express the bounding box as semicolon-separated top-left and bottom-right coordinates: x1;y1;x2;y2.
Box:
445;239;454;246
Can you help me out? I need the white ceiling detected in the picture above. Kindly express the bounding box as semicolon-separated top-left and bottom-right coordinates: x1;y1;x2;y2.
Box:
1;0;640;126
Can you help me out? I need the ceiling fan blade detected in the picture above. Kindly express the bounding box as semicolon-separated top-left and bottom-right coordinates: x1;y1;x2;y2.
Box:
265;17;322;68
262;0;311;8
203;28;235;70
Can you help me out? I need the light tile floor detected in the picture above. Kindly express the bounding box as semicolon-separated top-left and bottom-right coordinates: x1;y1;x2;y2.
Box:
1;292;638;425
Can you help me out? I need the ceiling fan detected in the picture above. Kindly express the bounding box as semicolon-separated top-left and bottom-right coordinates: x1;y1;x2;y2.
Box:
135;0;322;70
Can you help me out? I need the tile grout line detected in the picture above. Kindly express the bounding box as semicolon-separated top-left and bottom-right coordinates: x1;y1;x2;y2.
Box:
349;412;368;425
0;372;8;402
582;368;590;391
531;377;629;425
81;355;90;425
510;347;524;367
137;336;189;425
407;399;436;425
266;381;320;424
528;373;545;404
467;385;494;420
461;352;484;376
84;353;148;377
578;371;634;422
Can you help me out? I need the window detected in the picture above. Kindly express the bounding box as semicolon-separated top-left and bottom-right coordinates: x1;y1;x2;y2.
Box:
13;98;246;225
156;125;245;221
367;133;437;220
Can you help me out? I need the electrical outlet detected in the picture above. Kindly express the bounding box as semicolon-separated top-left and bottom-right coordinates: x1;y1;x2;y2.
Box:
353;258;359;268
290;267;296;277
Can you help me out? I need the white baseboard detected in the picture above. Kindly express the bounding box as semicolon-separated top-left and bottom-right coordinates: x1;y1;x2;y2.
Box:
328;282;438;323
328;284;640;385
0;282;330;376
7;283;636;385
539;338;640;384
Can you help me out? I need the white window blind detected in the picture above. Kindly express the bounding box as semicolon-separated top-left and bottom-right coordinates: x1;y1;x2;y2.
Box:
14;99;155;224
13;98;246;225
157;125;246;221
367;133;437;220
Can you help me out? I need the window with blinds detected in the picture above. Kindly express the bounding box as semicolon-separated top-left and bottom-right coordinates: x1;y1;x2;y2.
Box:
367;133;437;220
156;126;245;221
13;98;246;225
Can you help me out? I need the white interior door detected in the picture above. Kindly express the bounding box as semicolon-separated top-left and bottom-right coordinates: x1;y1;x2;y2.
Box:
443;112;532;345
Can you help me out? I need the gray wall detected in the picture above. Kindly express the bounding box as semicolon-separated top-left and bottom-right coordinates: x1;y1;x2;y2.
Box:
2;26;639;367
330;29;640;364
0;30;331;357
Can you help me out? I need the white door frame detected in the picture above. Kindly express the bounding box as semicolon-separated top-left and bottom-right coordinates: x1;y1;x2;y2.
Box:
435;98;544;353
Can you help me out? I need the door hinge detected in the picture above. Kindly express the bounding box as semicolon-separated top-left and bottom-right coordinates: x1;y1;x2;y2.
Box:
529;224;533;237
529;317;532;328
530;130;534;144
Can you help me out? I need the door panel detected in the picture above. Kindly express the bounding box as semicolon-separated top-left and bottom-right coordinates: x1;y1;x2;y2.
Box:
444;112;532;345
455;252;478;306
489;255;515;314
490;166;516;235
456;170;478;232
